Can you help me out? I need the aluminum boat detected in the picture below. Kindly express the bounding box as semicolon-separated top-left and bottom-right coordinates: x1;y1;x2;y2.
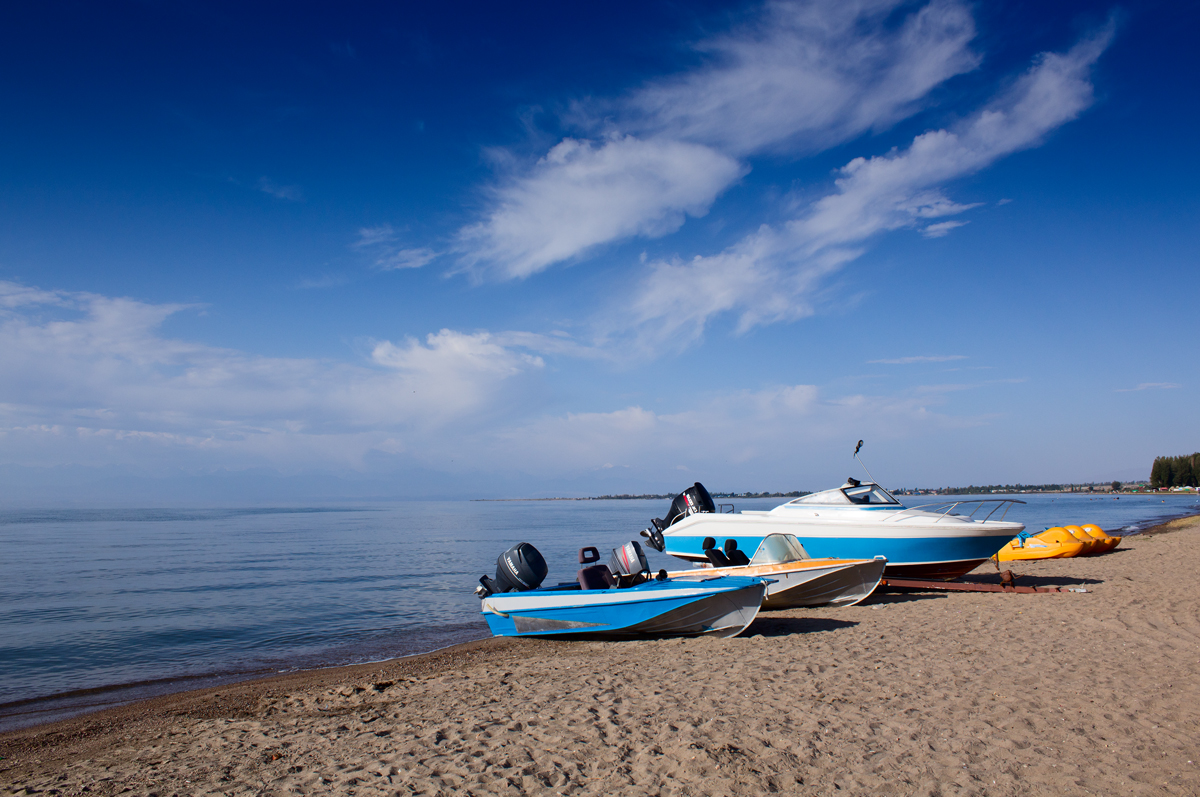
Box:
474;541;770;639
667;533;886;608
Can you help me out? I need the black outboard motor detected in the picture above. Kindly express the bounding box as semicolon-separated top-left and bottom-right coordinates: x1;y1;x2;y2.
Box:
665;482;716;526
640;482;715;552
474;542;548;598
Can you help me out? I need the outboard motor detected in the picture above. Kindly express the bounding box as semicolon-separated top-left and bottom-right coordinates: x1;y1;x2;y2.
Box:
474;542;548;598
640;482;715;551
609;540;651;585
666;482;716;525
640;520;666;552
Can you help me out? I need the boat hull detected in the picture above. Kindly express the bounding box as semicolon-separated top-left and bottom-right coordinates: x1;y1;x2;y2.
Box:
668;558;886;609
480;576;768;639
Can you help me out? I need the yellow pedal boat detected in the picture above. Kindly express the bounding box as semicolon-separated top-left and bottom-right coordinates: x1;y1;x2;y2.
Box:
1064;525;1102;555
993;527;1086;562
1080;523;1121;554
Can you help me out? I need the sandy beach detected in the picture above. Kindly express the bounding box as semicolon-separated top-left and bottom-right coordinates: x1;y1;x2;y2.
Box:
4;515;1200;796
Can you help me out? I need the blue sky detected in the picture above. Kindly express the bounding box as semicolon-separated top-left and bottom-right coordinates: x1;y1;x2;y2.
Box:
0;0;1196;502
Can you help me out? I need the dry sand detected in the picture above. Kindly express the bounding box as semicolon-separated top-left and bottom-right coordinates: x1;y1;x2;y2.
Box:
3;515;1200;796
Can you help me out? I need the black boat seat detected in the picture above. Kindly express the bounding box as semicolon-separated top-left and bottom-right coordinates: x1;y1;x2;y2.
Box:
578;565;615;590
724;539;751;566
701;536;730;567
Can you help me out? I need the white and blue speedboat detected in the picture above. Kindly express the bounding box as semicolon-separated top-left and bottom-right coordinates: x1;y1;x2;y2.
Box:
474;542;770;638
641;481;1024;581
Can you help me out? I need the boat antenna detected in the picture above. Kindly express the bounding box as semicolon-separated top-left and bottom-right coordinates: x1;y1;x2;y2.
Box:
853;439;880;485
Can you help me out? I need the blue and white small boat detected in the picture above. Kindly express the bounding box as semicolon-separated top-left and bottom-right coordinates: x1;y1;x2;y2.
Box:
474;542;770;639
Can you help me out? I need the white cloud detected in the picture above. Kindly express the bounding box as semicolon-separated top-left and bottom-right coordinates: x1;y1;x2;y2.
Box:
377;247;437;270
921;220;969;238
0;281;68;308
624;0;979;156
0;284;1021;492
456;0;980;279
618;25;1112;349
1116;382;1181;392
487;382;978;480
0;282;546;469
371;329;544;418
456;136;745;279
353;224;439;270
869;355;968;364
355;224;398;248
257;177;303;201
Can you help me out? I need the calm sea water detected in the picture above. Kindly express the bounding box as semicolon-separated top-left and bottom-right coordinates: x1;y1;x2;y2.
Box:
1;492;1196;729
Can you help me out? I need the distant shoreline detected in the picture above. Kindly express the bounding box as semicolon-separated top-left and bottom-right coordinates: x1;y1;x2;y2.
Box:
475;490;1197;502
473;492;805;502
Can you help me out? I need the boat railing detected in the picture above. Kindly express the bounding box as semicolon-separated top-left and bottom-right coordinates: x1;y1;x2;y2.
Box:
884;498;1026;524
717;503;736;514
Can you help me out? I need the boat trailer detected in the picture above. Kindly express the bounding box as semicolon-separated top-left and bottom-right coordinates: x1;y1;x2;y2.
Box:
880;571;1086;594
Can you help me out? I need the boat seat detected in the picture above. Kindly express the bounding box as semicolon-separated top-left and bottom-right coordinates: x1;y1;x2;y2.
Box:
723;539;751;566
578;546;616;590
702;537;731;567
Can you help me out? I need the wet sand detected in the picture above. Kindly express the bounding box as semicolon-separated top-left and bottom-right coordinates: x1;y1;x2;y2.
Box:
3;515;1200;796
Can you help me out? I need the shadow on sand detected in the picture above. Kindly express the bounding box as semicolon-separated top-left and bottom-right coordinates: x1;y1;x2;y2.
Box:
745;616;859;637
959;571;1105;588
862;590;948;605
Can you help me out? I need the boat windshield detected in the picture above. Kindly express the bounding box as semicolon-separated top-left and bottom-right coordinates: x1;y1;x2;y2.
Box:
785;483;900;506
787;488;850;505
749;534;811;565
842;484;899;505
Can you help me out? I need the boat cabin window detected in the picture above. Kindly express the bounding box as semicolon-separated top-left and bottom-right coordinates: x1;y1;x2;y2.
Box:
842;484;899;505
749;534;812;565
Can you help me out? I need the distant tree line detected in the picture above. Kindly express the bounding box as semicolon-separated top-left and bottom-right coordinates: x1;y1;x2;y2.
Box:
892;483;1129;495
590;494;675;500
1150;454;1200;489
894;484;1064;495
711;491;808;498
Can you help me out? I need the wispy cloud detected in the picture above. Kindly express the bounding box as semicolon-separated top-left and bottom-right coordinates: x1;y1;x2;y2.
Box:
0;280;989;483
615;23;1113;351
0;281;69;309
353;224;439;270
921;220;969;238
257;177;304;201
0;281;546;469
456;0;981;279
1116;382;1181;392
620;0;980;156
355;225;398;248
489;381;982;478
295;274;349;290
869;355;968;365
456;137;745;279
377;248;438;270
